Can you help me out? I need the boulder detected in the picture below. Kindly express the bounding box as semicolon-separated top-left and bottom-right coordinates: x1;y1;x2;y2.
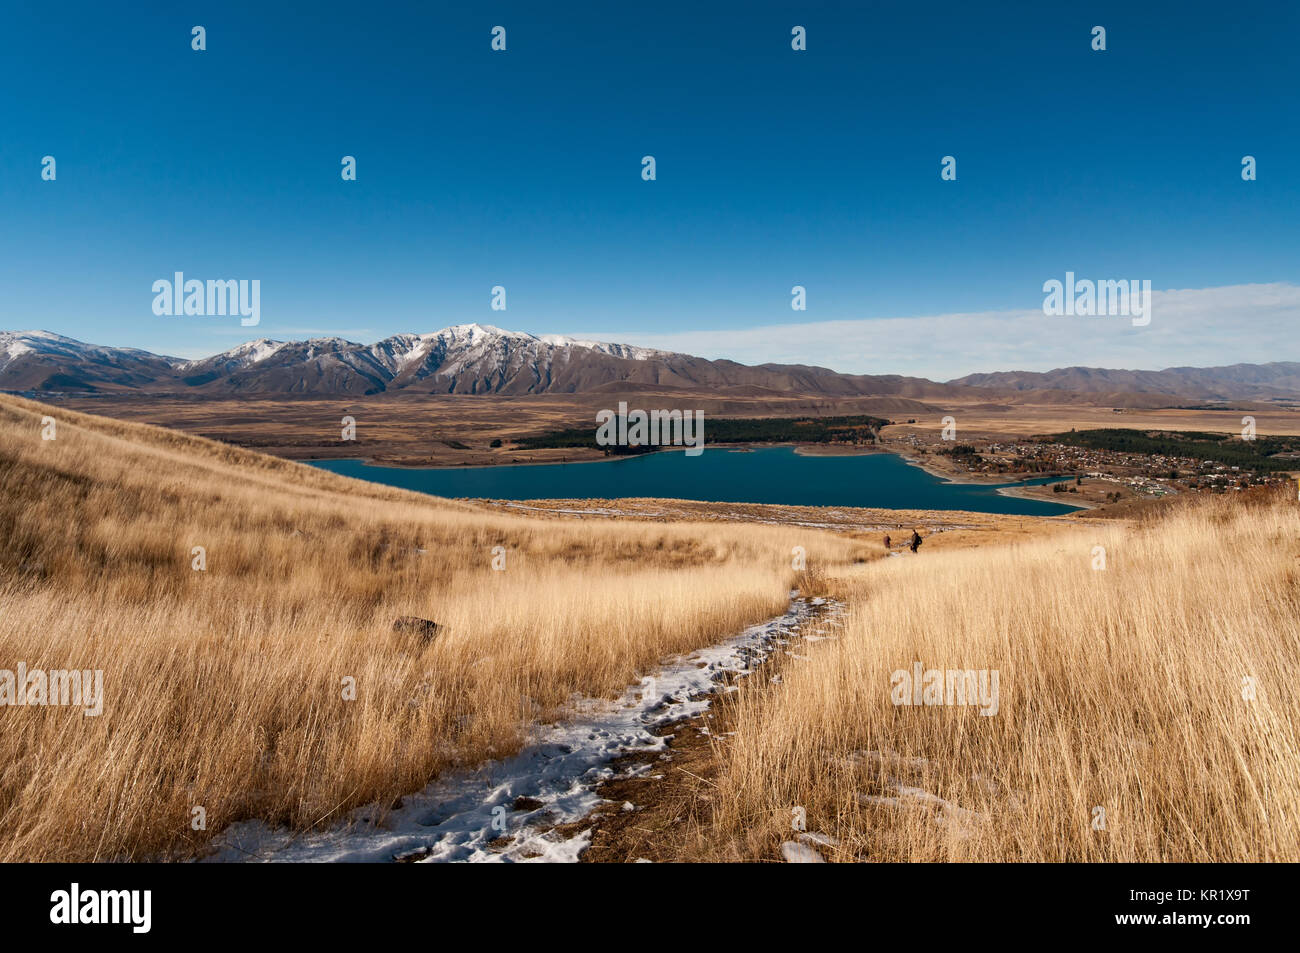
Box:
392;616;443;643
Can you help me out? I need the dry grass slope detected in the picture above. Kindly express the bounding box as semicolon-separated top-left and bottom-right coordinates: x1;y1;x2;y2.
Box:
704;488;1300;861
4;393;1293;863
0;394;857;861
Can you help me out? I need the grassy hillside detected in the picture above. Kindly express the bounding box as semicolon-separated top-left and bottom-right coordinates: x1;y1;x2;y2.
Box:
699;487;1300;861
5;392;1294;863
0;394;860;861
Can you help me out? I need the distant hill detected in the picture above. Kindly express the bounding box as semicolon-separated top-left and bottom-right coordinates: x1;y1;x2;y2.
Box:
948;363;1300;400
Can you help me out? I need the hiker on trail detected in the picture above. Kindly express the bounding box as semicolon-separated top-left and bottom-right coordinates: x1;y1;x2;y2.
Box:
910;529;922;554
883;534;892;550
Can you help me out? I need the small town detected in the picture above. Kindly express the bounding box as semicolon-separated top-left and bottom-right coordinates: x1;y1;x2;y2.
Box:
892;430;1295;503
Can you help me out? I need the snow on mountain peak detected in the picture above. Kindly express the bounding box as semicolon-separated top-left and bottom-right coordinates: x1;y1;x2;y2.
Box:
1;330;131;372
230;338;285;361
176;338;287;371
417;323;663;360
0;324;670;393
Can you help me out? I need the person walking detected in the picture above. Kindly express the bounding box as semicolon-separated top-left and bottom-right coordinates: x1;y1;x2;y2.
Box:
909;529;923;554
883;533;892;550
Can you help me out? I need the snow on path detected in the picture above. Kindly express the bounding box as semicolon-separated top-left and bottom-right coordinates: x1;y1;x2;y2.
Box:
207;595;831;863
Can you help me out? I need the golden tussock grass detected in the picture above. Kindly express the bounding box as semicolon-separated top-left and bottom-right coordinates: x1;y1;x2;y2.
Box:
703;488;1300;861
0;394;860;861
5;393;1294;864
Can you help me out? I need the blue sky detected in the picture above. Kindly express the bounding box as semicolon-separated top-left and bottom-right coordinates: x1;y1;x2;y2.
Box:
1;1;1296;377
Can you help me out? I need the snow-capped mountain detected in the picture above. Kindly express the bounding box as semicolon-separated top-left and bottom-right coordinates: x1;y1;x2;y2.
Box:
0;330;181;392
0;325;686;397
0;323;946;399
176;324;676;396
13;323;1291;401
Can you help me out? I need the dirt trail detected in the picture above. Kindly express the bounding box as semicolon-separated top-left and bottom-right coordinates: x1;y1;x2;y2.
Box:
557;598;843;862
206;596;836;863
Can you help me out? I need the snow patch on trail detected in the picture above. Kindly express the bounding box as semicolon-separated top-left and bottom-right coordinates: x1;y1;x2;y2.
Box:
207;596;832;864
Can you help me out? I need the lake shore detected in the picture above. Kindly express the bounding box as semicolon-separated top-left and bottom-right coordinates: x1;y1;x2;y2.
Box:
304;442;1089;507
891;449;1024;485
308;446;1088;517
308;442;872;470
312;441;902;470
996;484;1097;509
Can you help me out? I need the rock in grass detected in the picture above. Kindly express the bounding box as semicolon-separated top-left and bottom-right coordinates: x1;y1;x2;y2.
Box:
797;831;840;849
393;616;443;643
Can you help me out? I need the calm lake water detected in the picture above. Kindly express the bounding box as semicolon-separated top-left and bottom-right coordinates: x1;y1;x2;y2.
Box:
309;447;1083;516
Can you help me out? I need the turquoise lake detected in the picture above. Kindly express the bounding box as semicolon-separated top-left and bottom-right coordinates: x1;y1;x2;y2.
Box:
309;447;1083;516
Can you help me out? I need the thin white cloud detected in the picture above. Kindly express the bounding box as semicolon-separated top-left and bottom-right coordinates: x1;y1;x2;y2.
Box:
591;283;1300;380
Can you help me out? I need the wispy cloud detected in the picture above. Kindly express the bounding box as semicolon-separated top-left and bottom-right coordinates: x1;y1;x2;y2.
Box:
592;283;1300;380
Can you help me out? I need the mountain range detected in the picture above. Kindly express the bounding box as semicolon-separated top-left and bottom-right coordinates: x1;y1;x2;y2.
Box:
3;325;1299;403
